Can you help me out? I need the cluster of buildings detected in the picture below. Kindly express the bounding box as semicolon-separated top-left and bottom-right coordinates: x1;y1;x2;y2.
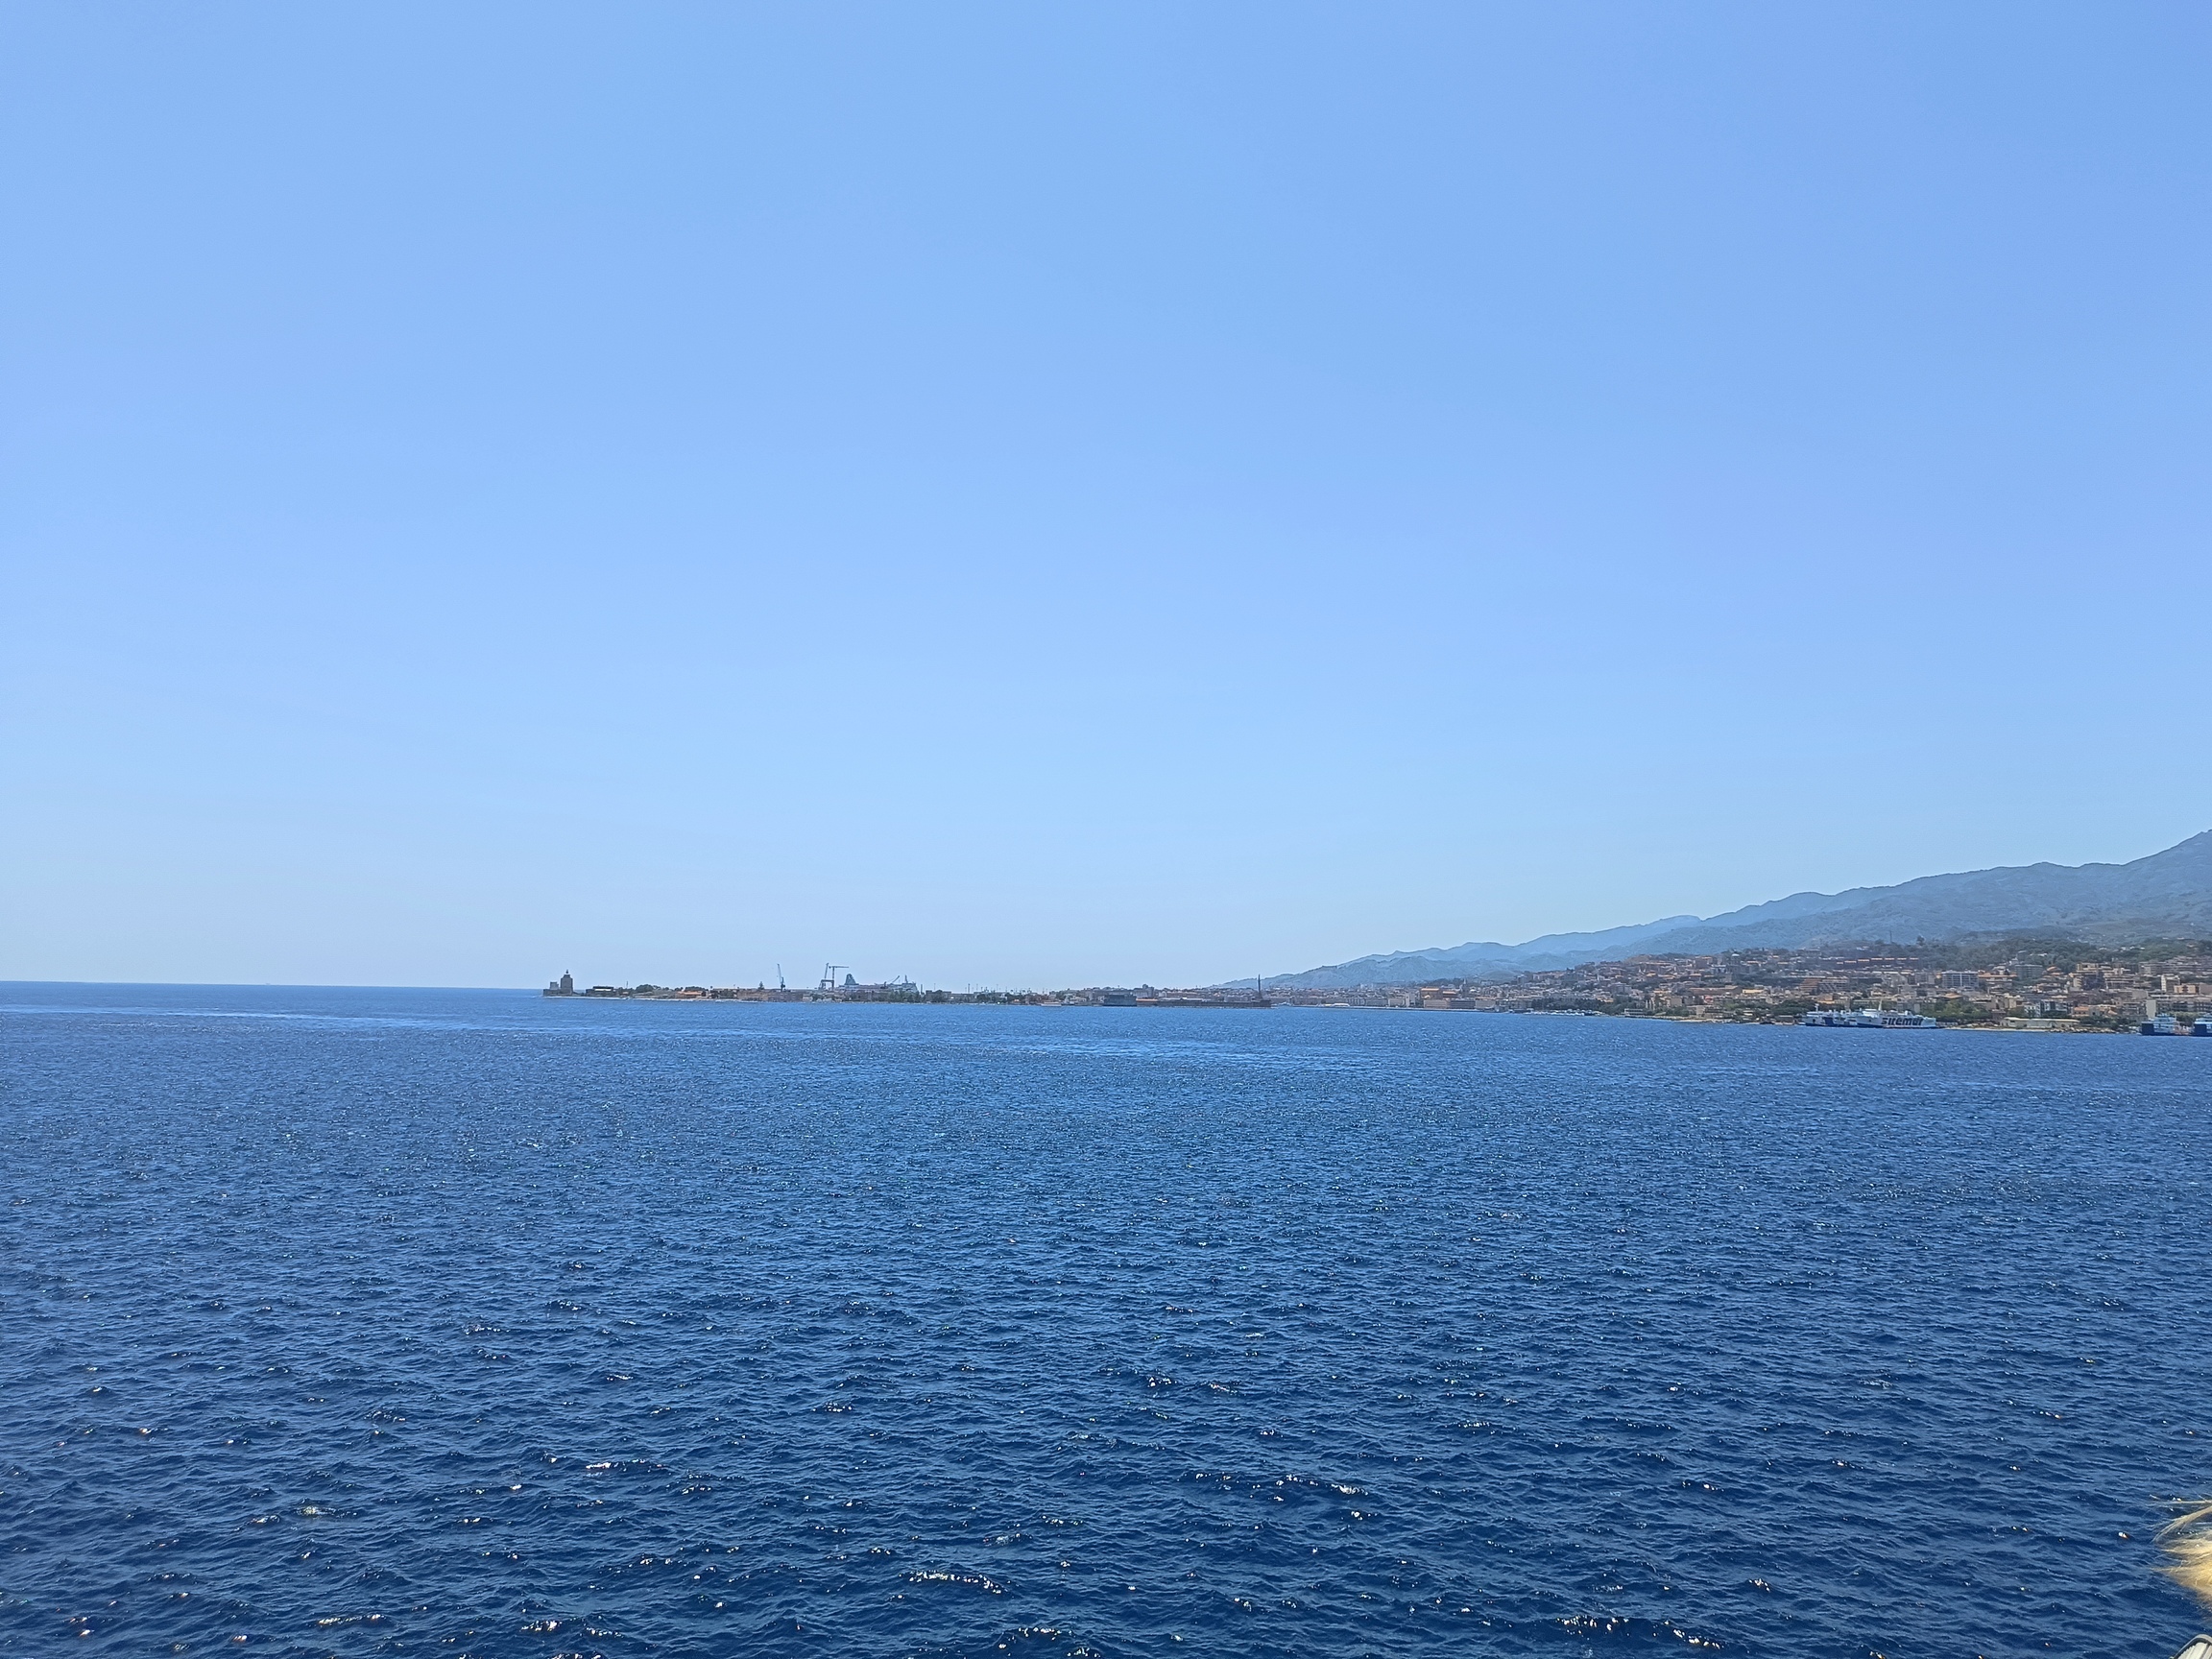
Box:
1324;941;2212;1031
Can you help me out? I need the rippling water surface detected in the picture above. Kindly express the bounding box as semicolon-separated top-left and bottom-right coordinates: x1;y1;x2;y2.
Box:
5;985;2211;1657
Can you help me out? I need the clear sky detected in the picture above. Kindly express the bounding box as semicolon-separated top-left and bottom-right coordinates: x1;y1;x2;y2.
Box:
5;3;2209;991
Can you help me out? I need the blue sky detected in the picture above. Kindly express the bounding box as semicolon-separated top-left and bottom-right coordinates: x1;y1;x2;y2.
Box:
5;3;2209;990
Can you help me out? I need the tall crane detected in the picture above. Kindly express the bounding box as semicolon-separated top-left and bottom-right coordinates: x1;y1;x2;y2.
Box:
819;964;851;993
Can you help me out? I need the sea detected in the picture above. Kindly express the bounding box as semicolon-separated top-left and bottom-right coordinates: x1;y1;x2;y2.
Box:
3;983;2210;1658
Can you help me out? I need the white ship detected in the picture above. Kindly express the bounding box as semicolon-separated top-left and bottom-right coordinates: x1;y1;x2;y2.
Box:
1800;1007;1940;1028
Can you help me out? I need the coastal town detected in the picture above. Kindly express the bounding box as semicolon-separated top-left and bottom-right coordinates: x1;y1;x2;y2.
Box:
546;938;2212;1031
1277;938;2212;1031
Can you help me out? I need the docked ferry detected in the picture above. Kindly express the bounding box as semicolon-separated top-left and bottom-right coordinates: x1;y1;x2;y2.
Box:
1801;1007;1940;1028
2139;1013;2212;1035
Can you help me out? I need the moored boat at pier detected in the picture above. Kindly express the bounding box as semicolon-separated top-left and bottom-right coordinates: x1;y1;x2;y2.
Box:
1800;1007;1940;1028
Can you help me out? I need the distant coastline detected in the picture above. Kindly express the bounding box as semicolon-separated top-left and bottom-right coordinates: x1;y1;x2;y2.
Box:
540;931;2212;1036
539;971;1269;1009
1285;936;2212;1035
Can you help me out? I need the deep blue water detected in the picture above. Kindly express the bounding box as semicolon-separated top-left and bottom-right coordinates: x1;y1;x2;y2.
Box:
4;986;2211;1658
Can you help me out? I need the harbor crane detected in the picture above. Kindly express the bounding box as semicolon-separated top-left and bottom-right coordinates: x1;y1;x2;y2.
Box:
819;964;851;993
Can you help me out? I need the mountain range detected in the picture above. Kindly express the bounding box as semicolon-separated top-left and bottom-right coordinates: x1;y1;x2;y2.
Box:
1262;830;2212;990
